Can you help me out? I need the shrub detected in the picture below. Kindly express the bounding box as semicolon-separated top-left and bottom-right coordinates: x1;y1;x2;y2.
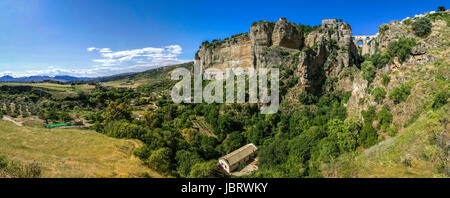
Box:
189;160;217;178
377;105;393;131
0;156;41;178
362;105;377;124
431;92;448;110
372;87;387;103
389;83;412;103
381;74;391;86
387;37;416;62
361;61;376;83
403;18;412;26
379;24;389;34
386;125;398;137
147;147;172;174
412;17;432;37
298;92;318;105
367;51;392;68
359;124;378;148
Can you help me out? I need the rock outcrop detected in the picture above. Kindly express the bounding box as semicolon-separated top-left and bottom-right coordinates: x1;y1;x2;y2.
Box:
196;17;363;95
271;18;303;49
196;33;253;71
297;19;360;94
196;18;304;70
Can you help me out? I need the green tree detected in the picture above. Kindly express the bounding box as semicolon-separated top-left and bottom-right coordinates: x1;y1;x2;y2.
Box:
361;61;376;83
147;147;172;174
288;126;322;163
359;124;378;148
377;105;393;131
189;160;217;178
327;118;360;153
103;102;133;125
438;6;446;12
223;132;245;153
175;150;203;177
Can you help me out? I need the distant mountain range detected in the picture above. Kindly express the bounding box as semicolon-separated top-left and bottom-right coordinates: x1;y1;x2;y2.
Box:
0;63;192;83
0;75;95;83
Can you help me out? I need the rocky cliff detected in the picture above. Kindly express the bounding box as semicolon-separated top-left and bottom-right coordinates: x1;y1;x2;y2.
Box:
196;18;362;96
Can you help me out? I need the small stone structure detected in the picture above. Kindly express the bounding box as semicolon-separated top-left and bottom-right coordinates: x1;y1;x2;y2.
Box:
218;143;257;174
322;19;338;25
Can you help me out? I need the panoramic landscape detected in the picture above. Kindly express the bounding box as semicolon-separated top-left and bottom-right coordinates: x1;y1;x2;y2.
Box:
0;1;449;180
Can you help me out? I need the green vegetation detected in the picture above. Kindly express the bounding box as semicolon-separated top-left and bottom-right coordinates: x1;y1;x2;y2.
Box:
389;83;412;104
361;61;376;83
378;24;389;34
328;105;448;178
295;23;320;35
425;11;450;26
366;51;392;68
372;87;386;103
387;37;417;62
412;17;432;37
377;105;393;131
432;91;448;110
381;74;391;86
360;106;378;148
0;155;41;178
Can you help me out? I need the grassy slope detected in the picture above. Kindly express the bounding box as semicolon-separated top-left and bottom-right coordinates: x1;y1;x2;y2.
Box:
327;104;448;178
0;120;162;178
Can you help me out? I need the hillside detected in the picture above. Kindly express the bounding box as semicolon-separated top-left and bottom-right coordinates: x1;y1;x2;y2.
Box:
0;120;161;178
96;62;193;88
323;104;448;177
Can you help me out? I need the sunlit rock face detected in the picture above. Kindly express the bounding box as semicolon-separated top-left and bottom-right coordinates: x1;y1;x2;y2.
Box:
271;17;303;50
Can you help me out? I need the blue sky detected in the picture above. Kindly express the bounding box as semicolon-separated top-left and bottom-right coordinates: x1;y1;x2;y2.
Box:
0;0;448;77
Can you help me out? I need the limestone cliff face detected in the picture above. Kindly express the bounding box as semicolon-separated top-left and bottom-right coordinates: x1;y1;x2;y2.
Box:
296;19;360;94
196;18;304;70
196;33;253;71
250;21;275;69
271;18;303;49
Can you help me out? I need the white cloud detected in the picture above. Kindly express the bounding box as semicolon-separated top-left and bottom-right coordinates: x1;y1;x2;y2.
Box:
87;47;98;52
99;48;112;53
1;45;191;78
87;45;184;67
